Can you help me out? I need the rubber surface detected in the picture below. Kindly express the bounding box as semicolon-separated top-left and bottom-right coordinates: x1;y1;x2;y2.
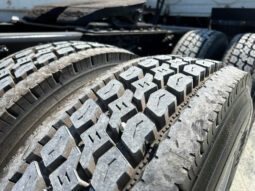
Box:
223;33;255;82
0;55;252;191
172;29;228;60
0;41;135;168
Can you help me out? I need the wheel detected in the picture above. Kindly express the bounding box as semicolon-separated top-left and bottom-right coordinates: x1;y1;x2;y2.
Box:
0;55;252;191
0;41;135;170
223;33;255;89
172;29;228;60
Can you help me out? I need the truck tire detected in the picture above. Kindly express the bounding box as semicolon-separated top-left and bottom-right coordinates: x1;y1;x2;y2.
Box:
0;56;252;191
223;33;255;88
172;29;228;60
0;41;135;170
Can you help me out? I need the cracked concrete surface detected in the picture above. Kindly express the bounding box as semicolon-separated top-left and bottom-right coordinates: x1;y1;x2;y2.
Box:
230;124;255;191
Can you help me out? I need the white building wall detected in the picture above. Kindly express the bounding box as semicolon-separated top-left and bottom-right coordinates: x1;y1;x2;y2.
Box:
146;0;255;17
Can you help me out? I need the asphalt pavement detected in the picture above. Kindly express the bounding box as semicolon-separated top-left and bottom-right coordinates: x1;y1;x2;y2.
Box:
230;123;255;191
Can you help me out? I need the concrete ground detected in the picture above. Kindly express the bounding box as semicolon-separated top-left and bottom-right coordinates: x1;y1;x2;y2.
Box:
230;124;255;191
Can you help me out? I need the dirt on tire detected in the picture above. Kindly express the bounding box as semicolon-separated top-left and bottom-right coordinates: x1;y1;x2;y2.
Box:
0;55;253;191
0;41;135;170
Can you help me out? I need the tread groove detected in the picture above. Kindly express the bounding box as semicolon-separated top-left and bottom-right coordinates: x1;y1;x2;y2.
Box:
2;54;251;191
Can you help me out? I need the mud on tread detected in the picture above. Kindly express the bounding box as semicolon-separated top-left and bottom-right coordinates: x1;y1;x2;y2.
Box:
3;55;251;191
172;29;228;60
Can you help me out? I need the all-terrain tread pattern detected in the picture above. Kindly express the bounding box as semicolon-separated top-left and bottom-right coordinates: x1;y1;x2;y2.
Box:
3;55;247;191
133;66;250;190
0;41;135;164
223;33;255;80
172;29;227;59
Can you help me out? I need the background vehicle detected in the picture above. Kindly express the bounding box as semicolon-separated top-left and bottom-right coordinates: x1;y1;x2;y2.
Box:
0;0;254;191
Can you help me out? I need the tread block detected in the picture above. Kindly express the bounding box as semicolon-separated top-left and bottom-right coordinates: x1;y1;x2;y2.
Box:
91;147;134;191
41;126;76;171
195;60;215;76
146;89;177;129
183;64;206;87
244;65;253;73
137;59;159;71
121;113;157;163
119;66;143;88
49;147;89;190
150;64;175;88
153;55;176;62
15;49;33;59
182;57;196;63
96;79;124;109
14;62;37;80
131;74;157;111
0;76;14;96
0;58;14;70
11;161;46;191
0;69;11;80
16;53;34;66
247;57;254;67
54;42;71;50
80;114;114;177
229;55;238;64
36;53;57;66
108;90;137;138
73;43;91;50
205;59;223;70
56;47;75;56
168;59;188;73
53;41;69;45
70;99;102;134
167;73;193;104
35;44;52;50
35;47;53;57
